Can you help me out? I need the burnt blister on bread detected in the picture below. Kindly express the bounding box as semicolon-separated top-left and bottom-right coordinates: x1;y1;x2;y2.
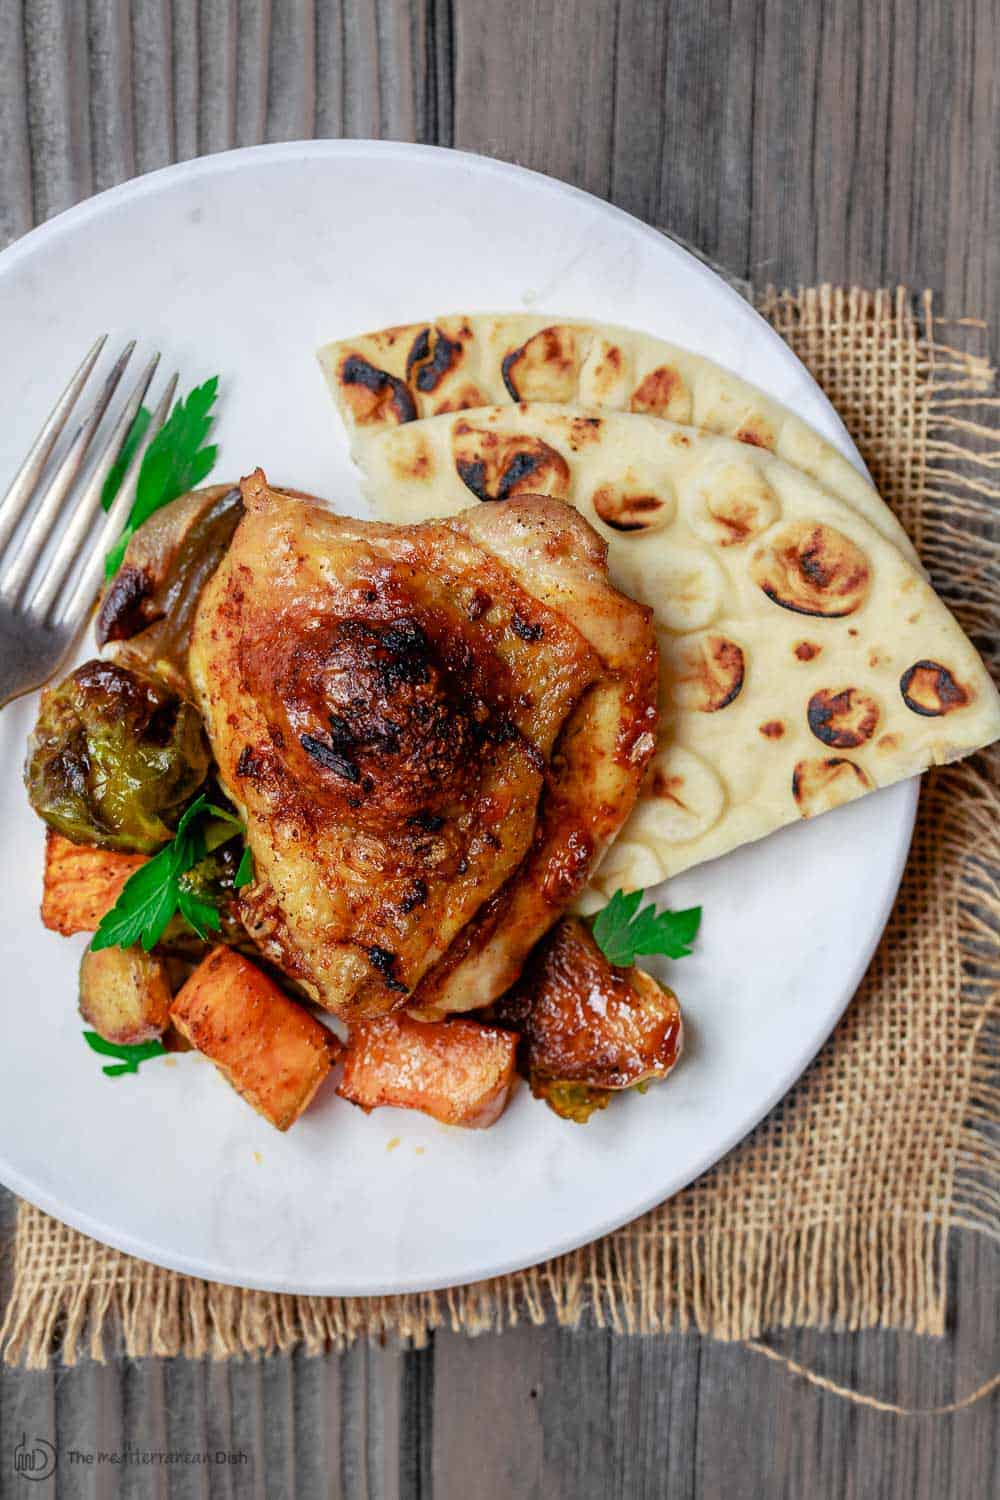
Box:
753;522;870;617
452;422;571;503
406;325;464;393
792;756;872;817
807;687;880;748
900;660;971;716
339;354;417;425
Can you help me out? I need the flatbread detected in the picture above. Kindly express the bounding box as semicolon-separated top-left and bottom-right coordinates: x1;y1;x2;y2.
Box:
317;314;921;567
356;404;1000;892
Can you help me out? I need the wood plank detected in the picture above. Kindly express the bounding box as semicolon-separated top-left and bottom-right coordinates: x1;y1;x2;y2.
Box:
226;1355;268;1499
234;0;271;147
204;1359;236;1500
0;1365;56;1498
330;1;421;142
121;1361;169;1500
452;0;618;199
289;1347;344;1499
610;0;756;280
171;0;201;162
369;1341;403;1500
22;0;93;220
340;1340;405;1500
83;0;135;192
398;1343;433;1500
266;0;316;141
0;2;33;264
259;1353;297;1498
162;1357;210;1500
131;0;176;173
430;1326;547;1497
198;0;239;154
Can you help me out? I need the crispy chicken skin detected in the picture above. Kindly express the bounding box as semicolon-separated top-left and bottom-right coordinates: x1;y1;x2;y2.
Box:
189;471;657;1021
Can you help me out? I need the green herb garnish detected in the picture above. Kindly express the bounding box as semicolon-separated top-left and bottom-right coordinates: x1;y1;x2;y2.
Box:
90;793;248;953
101;406;151;510
83;1030;167;1078
104;376;220;579
234;843;254;889
590;890;701;967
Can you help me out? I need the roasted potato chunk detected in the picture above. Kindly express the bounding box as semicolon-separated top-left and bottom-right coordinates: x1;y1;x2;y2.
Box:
495;917;683;1121
41;832;148;936
338;1014;518;1129
79;945;172;1045
170;946;339;1130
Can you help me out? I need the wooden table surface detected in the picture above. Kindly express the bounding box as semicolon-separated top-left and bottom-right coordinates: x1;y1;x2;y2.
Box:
0;3;997;1497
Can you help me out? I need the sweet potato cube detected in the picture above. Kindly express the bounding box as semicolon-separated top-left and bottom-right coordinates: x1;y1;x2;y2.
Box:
338;1014;518;1129
41;831;148;936
170;946;339;1130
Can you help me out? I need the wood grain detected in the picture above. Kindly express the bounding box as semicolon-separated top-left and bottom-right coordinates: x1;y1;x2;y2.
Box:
0;2;997;1496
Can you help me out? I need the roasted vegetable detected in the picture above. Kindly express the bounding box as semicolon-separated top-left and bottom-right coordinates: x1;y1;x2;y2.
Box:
338;1014;518;1129
41;832;148;935
97;484;242;685
170;946;339;1130
25;659;211;852
78;945;172;1045
151;837;247;955
495;916;683;1123
530;1078;612;1125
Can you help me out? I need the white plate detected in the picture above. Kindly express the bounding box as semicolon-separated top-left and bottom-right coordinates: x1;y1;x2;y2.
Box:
0;142;917;1295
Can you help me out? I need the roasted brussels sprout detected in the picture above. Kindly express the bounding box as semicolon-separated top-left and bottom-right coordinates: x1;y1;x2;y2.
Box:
494;916;684;1123
97;484;243;686
25;659;211;853
530;1077;612;1124
156;839;246;956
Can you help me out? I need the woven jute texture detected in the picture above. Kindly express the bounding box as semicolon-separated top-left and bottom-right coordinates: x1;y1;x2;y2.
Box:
2;286;997;1368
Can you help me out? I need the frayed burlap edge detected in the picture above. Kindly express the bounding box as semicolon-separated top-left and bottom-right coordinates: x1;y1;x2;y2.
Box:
2;287;997;1367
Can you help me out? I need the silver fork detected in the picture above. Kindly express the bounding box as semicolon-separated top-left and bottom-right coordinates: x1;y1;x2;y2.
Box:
0;337;178;708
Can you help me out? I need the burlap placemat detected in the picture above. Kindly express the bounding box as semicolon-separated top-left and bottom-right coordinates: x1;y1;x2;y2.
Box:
2;286;997;1368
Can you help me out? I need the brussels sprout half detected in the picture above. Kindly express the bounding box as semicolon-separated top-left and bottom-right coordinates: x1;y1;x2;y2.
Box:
97;483;243;686
25;659;211;853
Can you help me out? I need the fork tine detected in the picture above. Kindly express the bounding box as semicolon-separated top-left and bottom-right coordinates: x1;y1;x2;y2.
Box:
56;371;178;630
0;334;108;557
29;354;164;619
0;342;137;602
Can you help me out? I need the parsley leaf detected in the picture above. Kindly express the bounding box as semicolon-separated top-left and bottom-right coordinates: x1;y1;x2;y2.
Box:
104;376;220;579
176;885;222;941
89;840;188;952
101;406;151;510
234;844;254;889
590;890;702;967
83;1030;167;1078
90;793;249;953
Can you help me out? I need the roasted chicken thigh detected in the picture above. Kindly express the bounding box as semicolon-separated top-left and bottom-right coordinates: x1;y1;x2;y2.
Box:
189;471;657;1020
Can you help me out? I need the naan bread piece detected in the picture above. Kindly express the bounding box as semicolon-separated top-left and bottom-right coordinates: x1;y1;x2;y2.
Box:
189;471;656;1019
317;314;919;567
359;407;1000;892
